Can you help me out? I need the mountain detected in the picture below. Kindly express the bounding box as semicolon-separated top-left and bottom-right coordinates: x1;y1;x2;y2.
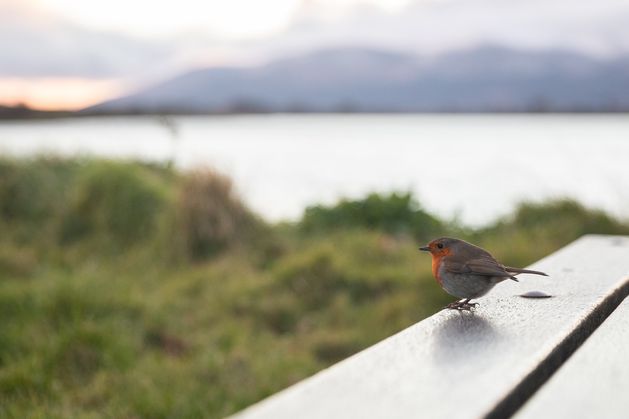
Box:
85;46;629;113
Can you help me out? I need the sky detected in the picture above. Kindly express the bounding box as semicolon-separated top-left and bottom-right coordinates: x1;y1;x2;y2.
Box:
1;0;629;110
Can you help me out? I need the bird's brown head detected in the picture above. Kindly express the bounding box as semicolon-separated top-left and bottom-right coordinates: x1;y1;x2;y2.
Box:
419;237;460;258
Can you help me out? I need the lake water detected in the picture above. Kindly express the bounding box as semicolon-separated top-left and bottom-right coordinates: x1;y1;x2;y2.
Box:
1;114;628;226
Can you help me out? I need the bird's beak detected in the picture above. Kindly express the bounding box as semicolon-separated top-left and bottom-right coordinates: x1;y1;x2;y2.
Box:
418;246;430;252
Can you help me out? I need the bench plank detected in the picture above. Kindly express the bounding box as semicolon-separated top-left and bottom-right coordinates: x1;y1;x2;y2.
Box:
233;235;629;419
515;297;629;419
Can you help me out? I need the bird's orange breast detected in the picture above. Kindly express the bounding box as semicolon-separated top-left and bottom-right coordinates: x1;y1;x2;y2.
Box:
431;257;442;285
430;248;451;286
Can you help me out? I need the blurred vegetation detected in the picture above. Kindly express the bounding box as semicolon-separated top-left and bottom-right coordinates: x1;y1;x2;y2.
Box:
172;169;263;261
1;156;628;418
301;192;444;240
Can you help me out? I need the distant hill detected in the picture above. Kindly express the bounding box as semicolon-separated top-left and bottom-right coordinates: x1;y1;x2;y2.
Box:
84;45;629;113
0;104;71;119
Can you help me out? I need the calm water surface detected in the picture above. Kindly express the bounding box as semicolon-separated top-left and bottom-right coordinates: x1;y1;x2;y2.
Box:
1;114;628;225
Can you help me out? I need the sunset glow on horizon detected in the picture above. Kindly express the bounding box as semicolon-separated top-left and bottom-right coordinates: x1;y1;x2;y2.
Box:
0;78;124;111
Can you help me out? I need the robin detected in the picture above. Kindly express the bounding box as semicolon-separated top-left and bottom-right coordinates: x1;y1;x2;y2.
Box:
419;237;548;310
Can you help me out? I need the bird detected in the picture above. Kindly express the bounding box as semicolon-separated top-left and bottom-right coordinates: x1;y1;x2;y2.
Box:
419;237;548;311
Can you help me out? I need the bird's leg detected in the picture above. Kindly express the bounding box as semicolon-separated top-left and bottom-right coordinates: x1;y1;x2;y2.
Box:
444;300;462;310
459;299;479;311
443;298;478;311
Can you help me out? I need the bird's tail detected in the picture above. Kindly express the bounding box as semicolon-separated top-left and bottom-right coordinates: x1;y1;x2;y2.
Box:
505;267;548;277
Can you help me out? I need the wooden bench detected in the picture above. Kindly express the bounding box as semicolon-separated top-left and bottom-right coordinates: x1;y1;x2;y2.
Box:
233;235;629;419
515;297;629;418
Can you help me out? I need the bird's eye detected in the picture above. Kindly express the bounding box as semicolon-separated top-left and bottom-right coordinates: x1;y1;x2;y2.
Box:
436;243;444;249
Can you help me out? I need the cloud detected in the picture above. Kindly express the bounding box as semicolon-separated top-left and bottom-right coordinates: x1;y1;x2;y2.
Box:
265;0;629;58
1;0;628;82
0;4;176;78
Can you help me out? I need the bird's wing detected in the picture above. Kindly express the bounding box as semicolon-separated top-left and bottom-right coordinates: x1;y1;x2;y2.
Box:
445;255;515;279
505;266;548;276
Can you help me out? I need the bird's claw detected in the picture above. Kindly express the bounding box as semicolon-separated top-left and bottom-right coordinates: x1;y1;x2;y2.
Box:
443;300;478;311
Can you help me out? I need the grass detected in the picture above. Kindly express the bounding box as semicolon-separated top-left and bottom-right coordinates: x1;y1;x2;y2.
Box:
1;156;628;418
